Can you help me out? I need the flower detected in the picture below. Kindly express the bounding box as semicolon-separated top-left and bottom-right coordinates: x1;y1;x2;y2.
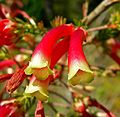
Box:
0;74;13;83
0;59;16;70
25;36;70;101
35;101;45;117
25;24;74;80
50;36;70;69
25;75;50;101
68;27;93;85
0;99;24;117
0;19;16;46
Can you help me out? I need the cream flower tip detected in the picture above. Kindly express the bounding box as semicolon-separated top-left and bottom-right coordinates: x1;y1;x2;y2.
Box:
68;70;94;86
25;83;49;101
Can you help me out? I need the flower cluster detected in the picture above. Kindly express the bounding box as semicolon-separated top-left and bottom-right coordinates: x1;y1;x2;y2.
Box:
25;24;93;101
0;99;24;117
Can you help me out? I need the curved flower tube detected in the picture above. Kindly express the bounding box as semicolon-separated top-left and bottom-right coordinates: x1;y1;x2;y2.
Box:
0;59;16;70
68;27;93;85
25;24;73;80
25;36;70;101
50;36;70;69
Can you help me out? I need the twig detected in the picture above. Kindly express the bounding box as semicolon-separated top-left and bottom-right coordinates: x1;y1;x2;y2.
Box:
52;102;70;108
59;79;68;88
82;0;120;25
48;89;71;104
48;103;58;113
88;97;116;117
87;24;117;32
82;0;89;17
90;65;120;71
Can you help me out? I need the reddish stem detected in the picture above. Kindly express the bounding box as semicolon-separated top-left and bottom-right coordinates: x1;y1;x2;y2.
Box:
88;98;116;117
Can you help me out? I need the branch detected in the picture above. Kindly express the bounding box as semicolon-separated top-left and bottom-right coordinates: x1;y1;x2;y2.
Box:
88;98;116;117
48;89;71;104
87;24;117;32
82;0;120;25
82;0;89;17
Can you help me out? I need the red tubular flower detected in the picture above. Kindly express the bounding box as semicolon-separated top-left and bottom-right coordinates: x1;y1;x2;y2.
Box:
35;101;45;117
0;99;24;117
0;74;13;83
0;59;16;70
68;27;93;85
25;24;73;80
25;36;70;101
0;19;16;46
50;36;70;69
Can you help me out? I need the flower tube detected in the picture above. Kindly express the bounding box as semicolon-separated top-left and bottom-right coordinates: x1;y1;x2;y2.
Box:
68;27;93;85
0;59;16;70
25;24;73;80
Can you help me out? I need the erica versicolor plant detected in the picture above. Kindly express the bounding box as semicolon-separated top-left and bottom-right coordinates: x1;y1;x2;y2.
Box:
1;1;120;116
0;99;24;117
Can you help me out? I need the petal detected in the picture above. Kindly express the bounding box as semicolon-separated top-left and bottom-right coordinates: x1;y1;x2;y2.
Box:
68;27;93;85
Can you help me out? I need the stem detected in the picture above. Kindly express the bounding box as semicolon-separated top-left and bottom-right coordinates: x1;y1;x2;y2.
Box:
83;0;120;25
48;103;58;113
52;102;70;108
48;89;71;104
82;0;89;17
87;25;107;32
87;24;117;32
88;98;116;117
59;64;68;88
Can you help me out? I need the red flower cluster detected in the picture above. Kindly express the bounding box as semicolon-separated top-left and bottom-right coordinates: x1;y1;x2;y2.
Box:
0;99;24;117
25;24;93;101
0;19;16;46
